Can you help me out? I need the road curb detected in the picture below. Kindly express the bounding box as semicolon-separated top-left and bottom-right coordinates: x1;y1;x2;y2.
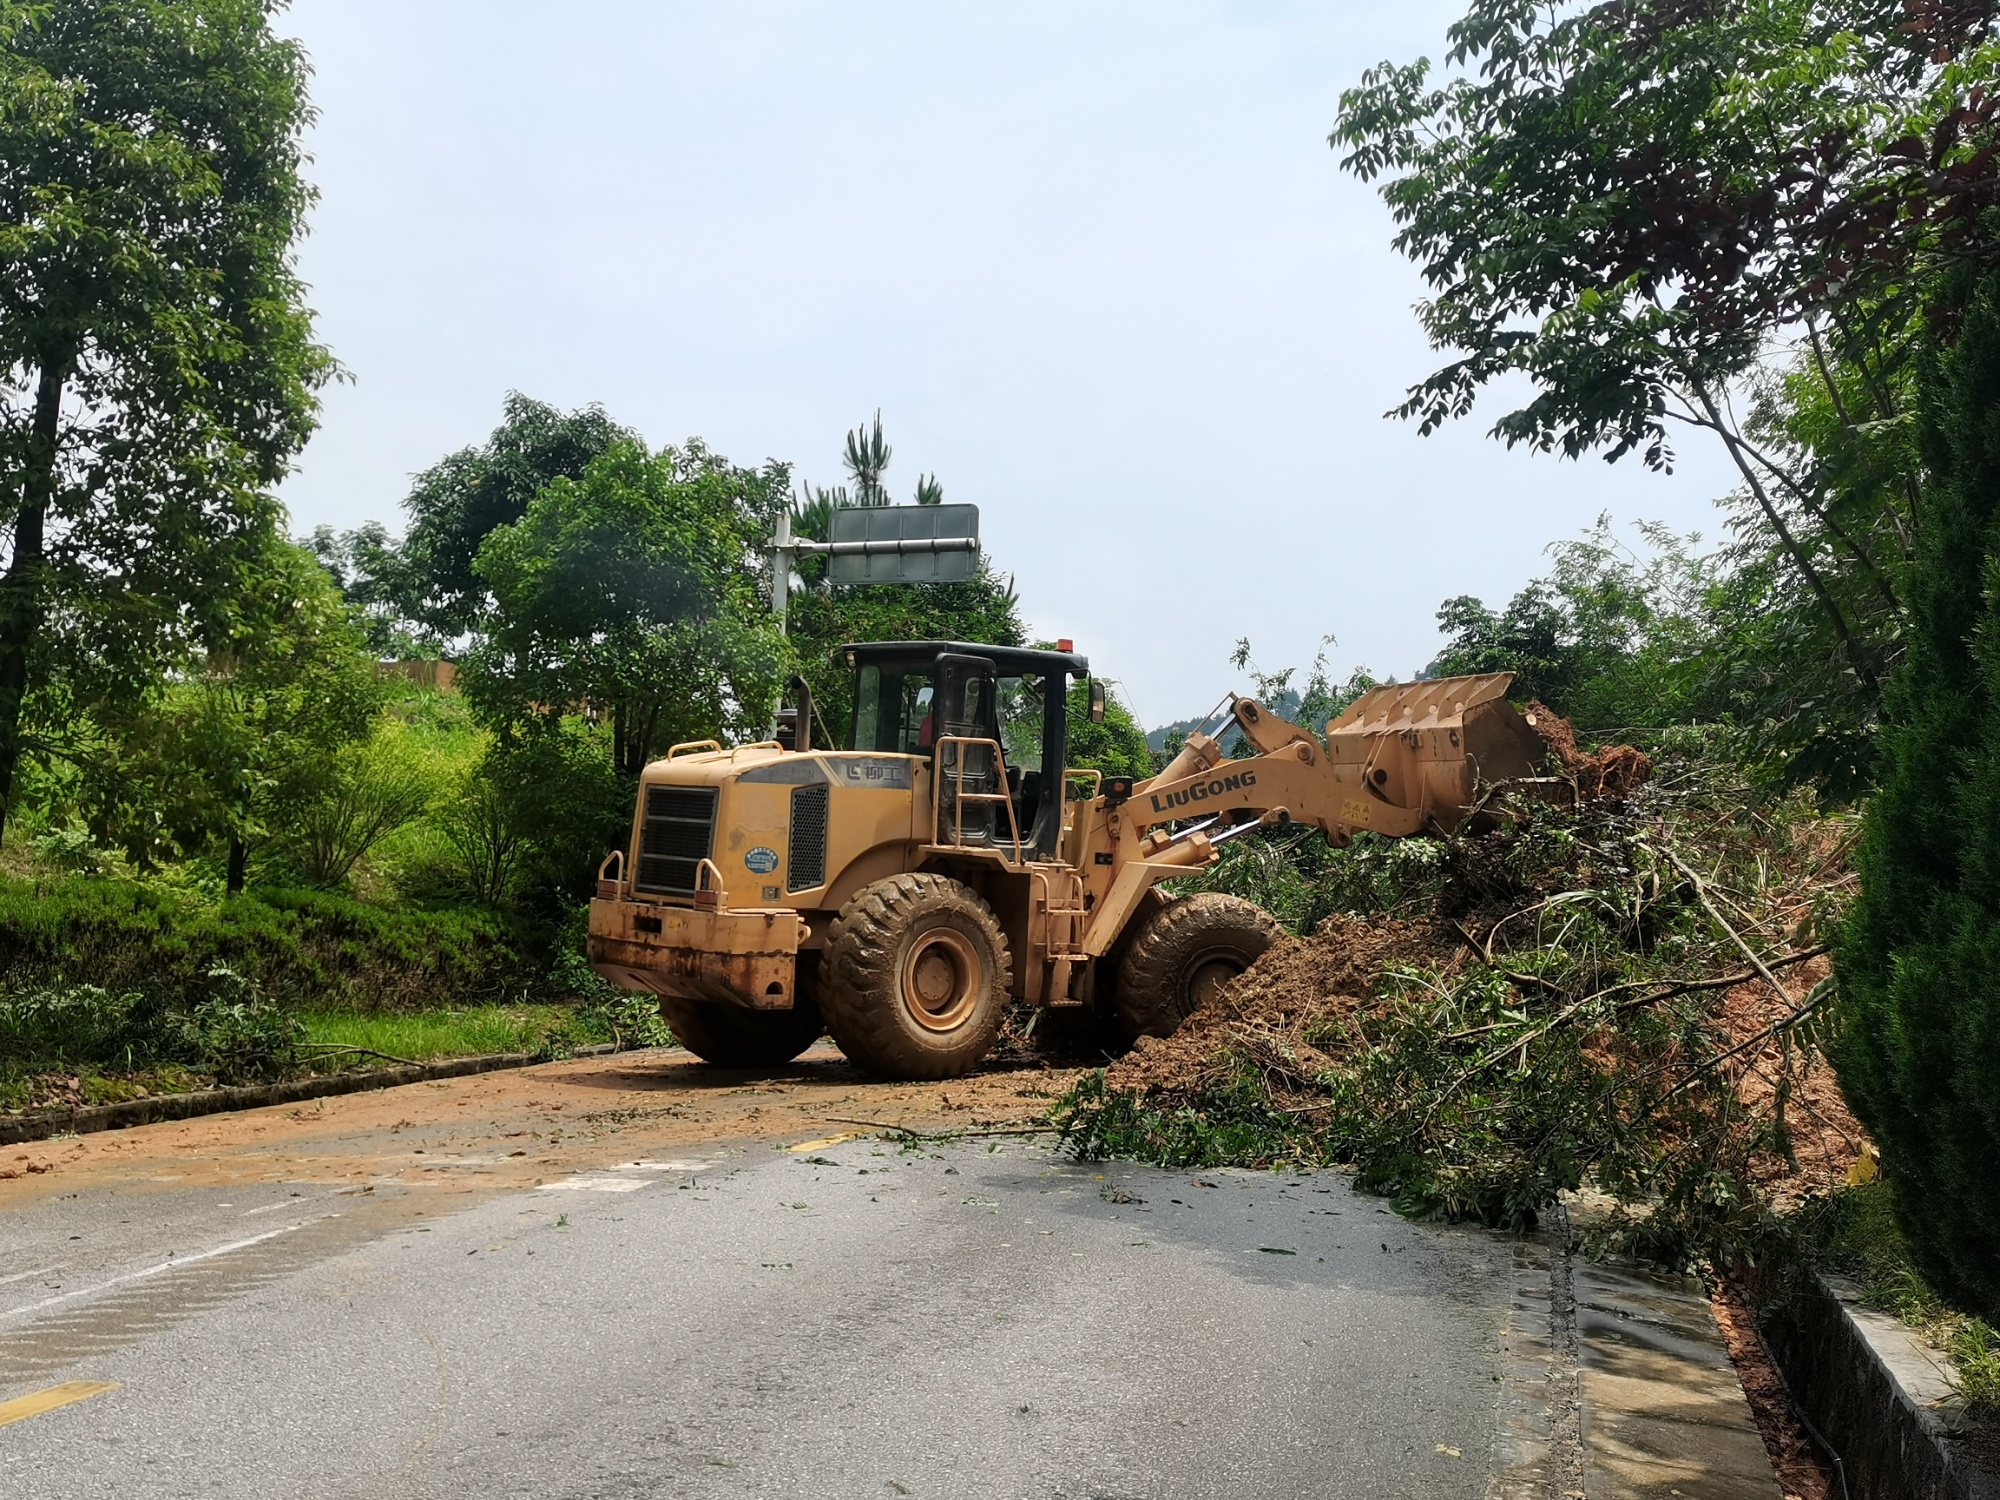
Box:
0;1044;623;1148
1760;1268;2000;1500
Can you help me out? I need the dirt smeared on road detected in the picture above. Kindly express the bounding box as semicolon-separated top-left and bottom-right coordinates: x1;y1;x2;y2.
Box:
0;1041;1082;1205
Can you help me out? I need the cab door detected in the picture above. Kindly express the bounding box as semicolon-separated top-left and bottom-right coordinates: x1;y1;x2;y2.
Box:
932;653;1002;846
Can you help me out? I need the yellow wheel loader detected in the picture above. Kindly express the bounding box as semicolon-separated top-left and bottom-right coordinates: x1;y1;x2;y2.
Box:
586;641;1545;1080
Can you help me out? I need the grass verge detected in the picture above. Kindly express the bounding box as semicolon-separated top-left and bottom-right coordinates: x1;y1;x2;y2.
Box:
301;1005;613;1064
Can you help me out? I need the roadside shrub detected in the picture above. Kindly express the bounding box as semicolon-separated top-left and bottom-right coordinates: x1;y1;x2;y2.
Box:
280;722;440;886
0;966;302;1086
0;982;172;1068
1836;269;2000;1323
0;874;547;1012
171;967;305;1083
439;769;526;906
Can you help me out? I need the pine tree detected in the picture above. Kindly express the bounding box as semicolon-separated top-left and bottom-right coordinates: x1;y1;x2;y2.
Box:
1835;269;2000;1320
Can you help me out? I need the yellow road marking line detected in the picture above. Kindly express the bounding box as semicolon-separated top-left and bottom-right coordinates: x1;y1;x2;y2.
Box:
788;1131;865;1153
0;1381;120;1429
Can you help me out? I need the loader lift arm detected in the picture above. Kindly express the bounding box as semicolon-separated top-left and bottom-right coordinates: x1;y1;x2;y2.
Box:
1072;672;1544;958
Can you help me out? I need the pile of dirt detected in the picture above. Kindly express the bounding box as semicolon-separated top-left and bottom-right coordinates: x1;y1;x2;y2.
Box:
1720;954;1870;1197
1521;700;1654;799
1106;913;1464;1097
1102;910;1868;1204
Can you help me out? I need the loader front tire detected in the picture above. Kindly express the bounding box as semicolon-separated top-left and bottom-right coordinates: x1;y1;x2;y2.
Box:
1114;893;1282;1041
657;994;824;1069
821;874;1011;1080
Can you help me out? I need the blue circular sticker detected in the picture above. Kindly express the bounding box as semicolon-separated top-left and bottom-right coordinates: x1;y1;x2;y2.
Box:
744;847;779;875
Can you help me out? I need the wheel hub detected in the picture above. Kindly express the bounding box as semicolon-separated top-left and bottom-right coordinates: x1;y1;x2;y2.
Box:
1186;956;1243;1011
901;928;980;1033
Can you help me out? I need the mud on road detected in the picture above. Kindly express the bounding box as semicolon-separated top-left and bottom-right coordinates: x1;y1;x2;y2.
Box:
0;1042;1085;1207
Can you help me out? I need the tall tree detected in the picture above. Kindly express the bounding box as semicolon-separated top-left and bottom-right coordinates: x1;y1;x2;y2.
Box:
398;394;634;639
0;0;331;846
468;437;790;775
1333;0;2000;788
1836;267;2000;1323
77;538;381;886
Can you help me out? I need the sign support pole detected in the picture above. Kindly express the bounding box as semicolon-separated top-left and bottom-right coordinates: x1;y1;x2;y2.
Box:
771;510;793;637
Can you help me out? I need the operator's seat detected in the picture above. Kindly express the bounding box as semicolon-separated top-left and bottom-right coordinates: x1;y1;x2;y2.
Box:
1015;768;1044;844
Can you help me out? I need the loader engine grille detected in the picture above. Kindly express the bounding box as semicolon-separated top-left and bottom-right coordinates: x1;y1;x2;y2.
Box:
788;783;829;891
636;785;717;895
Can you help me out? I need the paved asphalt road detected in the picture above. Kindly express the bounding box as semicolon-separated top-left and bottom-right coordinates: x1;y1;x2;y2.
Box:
2;1135;1522;1499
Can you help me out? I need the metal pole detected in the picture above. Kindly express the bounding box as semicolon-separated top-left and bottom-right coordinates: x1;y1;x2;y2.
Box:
771;509;792;636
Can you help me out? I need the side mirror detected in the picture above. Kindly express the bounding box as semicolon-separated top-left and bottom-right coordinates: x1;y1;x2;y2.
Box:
1088;680;1108;724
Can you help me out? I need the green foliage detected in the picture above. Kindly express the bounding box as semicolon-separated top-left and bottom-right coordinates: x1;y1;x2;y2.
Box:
468;437;790;774
396;393;634;639
300;1002;634;1064
1066;743;1843;1265
69;538;385;875
1182;830;1446;937
1429;518;1727;730
1223;638;1378;748
0;964;302;1087
1795;1183;2000;1416
1053;1068;1315;1171
1836;268;2000;1324
308;520;424;658
460;722;630;910
1333;1;2000;798
1333;0;1990;468
0;0;334;844
175;966;305;1083
0;874;546;1013
279;719;439;887
1428;508;1892;799
1062;677;1153;780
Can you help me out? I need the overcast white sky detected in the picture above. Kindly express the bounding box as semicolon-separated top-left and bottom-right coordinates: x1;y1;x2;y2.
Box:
276;0;1736;729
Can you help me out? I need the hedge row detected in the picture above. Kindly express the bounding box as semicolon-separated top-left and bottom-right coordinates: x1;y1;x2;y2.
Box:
0;876;549;1012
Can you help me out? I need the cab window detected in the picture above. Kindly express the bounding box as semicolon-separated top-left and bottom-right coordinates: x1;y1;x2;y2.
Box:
852;663;935;755
996;674;1045;775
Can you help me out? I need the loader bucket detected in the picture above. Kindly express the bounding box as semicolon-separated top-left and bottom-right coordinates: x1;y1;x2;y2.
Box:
1322;672;1547;834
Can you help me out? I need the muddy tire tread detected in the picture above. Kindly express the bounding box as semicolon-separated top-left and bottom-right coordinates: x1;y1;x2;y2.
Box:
658;994;824;1068
1114;892;1283;1040
821;873;1011;1080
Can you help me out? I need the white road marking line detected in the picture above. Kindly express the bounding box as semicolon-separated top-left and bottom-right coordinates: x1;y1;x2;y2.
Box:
0;1218;330;1324
0;1267;57;1288
620;1160;710;1172
535;1176;647;1193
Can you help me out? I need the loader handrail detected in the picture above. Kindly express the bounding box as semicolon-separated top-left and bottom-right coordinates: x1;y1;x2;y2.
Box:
693;856;729;908
668;739;723;759
929;734;1025;863
1064;768;1103;801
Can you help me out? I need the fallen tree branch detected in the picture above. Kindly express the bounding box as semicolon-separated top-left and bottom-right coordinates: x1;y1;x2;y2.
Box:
821;1114;1058;1138
1652;976;1838;1109
1663;846;1796;1006
297;1044;426;1068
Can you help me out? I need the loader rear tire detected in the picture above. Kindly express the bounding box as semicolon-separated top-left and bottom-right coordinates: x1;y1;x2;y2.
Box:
657;994;824;1069
1114;893;1282;1041
821;874;1011;1080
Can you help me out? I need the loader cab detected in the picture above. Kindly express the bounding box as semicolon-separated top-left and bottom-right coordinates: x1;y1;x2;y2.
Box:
843;640;1092;859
